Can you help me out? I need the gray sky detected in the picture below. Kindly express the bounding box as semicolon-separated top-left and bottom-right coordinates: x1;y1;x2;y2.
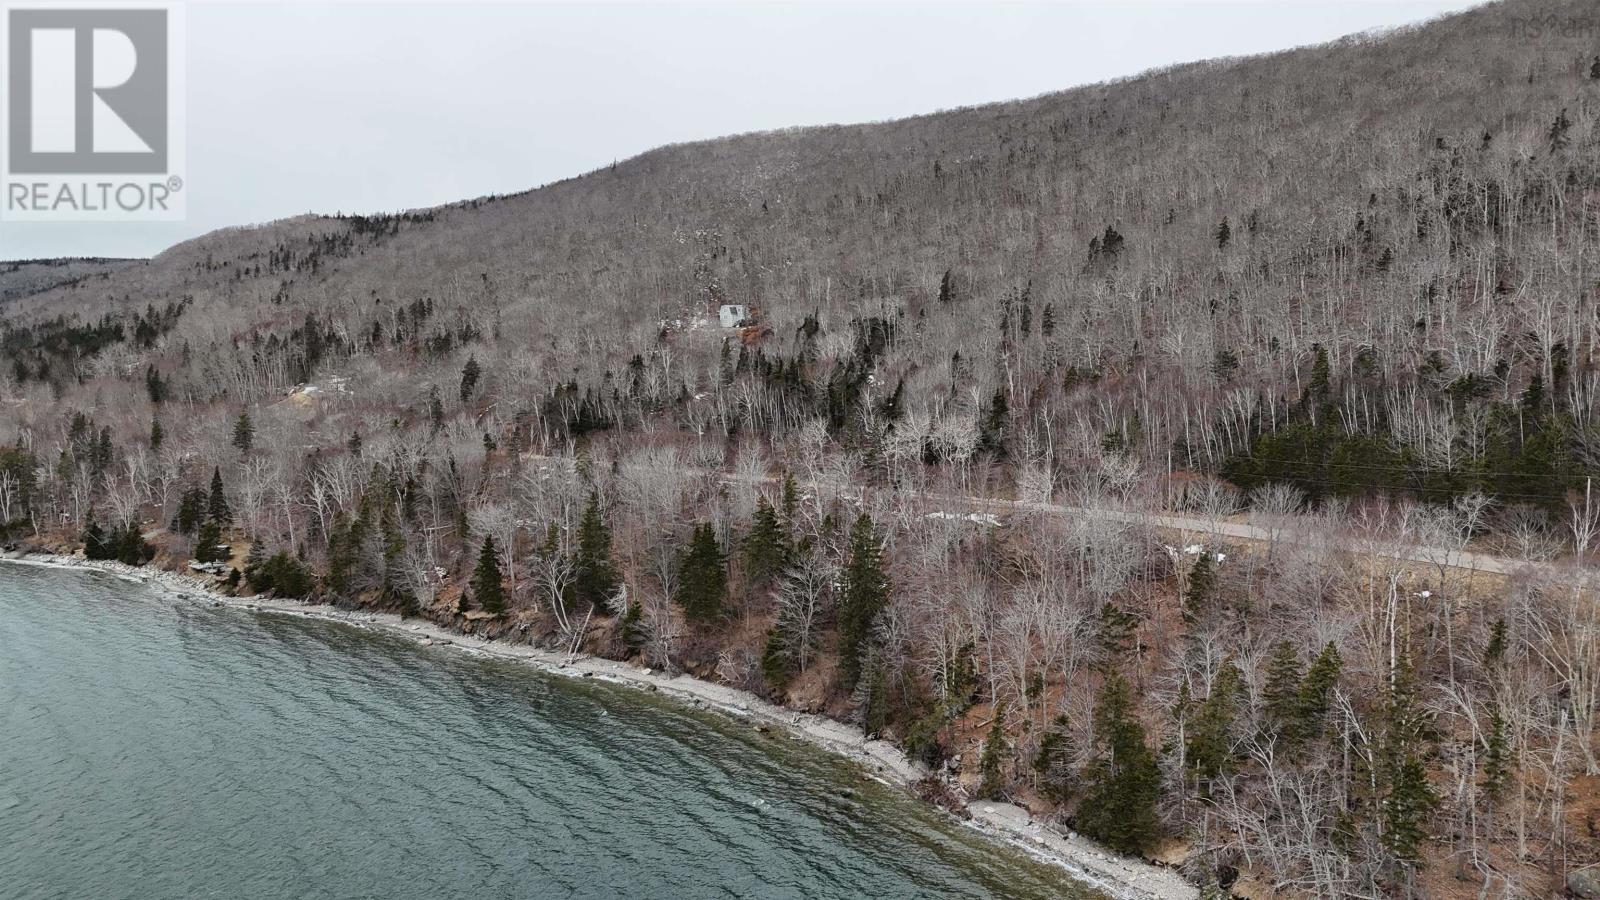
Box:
0;0;1481;261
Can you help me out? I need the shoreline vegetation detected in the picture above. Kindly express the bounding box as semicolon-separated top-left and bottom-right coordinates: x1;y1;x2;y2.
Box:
0;550;1198;900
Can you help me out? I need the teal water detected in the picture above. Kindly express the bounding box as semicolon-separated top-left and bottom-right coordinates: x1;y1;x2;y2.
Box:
0;563;1095;899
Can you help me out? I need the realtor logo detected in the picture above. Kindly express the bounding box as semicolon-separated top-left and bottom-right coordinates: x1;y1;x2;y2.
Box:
2;4;185;221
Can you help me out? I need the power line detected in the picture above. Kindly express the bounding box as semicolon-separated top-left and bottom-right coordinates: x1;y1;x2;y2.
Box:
1219;453;1600;483
1212;465;1580;504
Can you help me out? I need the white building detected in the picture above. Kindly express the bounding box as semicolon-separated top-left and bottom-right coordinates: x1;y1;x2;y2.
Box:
718;304;749;328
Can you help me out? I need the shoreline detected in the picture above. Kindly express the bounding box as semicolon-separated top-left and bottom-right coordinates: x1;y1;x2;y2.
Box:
1;550;1197;900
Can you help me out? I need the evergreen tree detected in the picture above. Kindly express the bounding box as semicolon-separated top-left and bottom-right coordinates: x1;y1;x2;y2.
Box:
472;535;506;614
1172;678;1193;748
1187;661;1244;784
761;624;795;692
859;649;890;737
945;641;979;710
1307;344;1332;403
375;492;409;605
1591;56;1600;80
1521;373;1545;421
902;708;951;769
55;449;76;490
781;470;799;522
743;497;789;584
1378;657;1439;868
1262;642;1305;746
1297;642;1343;742
172;484;206;535
459;356;481;402
877;377;905;423
144;365;167;404
837;512;889;692
572;492;618;613
250;551;314;598
976;704;1010;799
93;428;113;475
1483;618;1507;669
232;410;254;456
1211;348;1240;381
194;518;225;563
1549;108;1572;151
1033;714;1077;803
113;521;154;566
207;467;232;527
65;412;88;452
323;513;363;597
428;385;445;434
82;513;111;560
1077;674;1163;854
535;524;568;615
1481;704;1508;807
675;522;728;623
1215;217;1232;249
1100;225;1125;256
1185;552;1216;618
718;338;735;386
621;599;647;653
977;388;1009;457
149;418;164;449
0;446;37;524
1097;601;1139;665
244;540;268;581
937;269;954;304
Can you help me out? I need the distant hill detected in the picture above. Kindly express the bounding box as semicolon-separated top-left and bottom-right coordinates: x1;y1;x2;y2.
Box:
0;258;142;306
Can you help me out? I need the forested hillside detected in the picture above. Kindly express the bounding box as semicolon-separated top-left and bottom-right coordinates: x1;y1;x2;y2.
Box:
0;258;140;306
5;1;1600;896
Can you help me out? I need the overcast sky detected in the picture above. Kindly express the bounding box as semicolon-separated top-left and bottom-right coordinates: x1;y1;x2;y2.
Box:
0;0;1482;261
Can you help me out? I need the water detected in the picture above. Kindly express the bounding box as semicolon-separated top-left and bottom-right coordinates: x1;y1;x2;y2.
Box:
0;563;1096;899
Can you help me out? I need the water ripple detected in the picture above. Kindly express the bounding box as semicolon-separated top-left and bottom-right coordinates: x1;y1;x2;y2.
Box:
0;565;1096;899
